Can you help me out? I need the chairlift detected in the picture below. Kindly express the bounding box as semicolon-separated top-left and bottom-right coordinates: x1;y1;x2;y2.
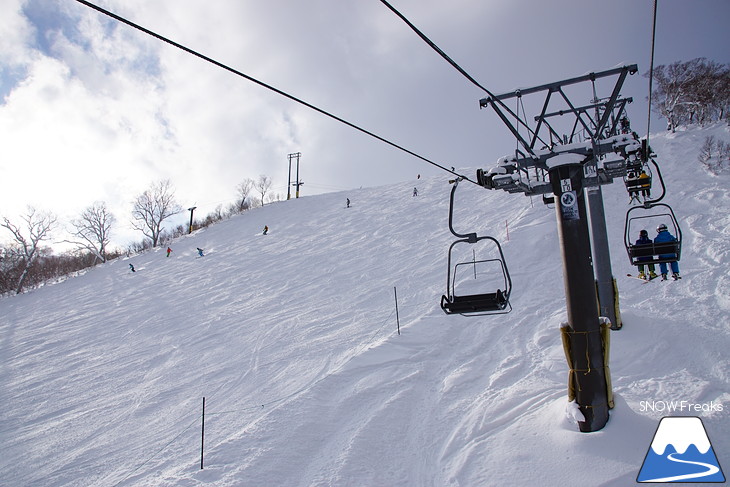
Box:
624;203;682;266
440;179;512;316
624;163;652;196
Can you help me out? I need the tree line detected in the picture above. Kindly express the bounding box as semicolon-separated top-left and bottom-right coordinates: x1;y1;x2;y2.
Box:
648;57;730;130
1;175;276;295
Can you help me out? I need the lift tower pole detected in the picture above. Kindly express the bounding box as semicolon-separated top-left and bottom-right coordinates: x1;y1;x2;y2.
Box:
549;155;609;431
477;65;639;431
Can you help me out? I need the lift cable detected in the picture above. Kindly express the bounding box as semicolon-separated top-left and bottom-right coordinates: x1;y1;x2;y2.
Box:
73;0;475;185
646;0;658;150
378;0;496;99
378;0;539;161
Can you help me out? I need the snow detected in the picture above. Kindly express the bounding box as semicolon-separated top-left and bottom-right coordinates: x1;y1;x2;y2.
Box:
1;124;729;486
651;417;711;455
545;152;586;168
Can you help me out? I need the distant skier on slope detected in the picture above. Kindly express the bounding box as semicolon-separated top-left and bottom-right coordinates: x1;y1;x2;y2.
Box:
413;187;418;197
196;247;205;257
654;223;680;280
129;263;135;272
634;230;657;280
346;198;350;208
263;225;269;235
166;247;172;257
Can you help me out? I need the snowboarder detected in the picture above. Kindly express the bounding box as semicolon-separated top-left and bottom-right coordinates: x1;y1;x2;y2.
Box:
196;247;205;257
166;247;172;257
346;198;350;208
654;223;680;280
129;263;135;272
263;225;269;235
413;187;418;197
634;230;657;280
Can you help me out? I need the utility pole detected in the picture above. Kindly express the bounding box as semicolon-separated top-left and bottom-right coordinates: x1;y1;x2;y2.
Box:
187;206;197;234
287;152;302;199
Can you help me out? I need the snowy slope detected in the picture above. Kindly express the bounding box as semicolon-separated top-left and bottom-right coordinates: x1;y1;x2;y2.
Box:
1;124;728;486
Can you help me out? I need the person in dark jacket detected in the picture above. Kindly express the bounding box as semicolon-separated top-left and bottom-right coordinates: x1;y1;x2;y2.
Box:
635;229;657;280
654;223;680;280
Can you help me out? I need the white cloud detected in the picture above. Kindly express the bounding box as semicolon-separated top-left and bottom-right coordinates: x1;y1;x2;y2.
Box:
1;0;729;249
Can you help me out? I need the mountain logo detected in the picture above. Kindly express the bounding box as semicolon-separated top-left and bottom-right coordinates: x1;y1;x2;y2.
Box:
637;416;726;483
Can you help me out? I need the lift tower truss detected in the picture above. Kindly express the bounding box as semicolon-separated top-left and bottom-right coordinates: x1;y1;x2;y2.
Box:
477;65;641;432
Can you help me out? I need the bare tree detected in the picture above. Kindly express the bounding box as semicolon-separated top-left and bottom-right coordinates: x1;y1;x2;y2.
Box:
67;201;115;263
1;207;57;294
256;175;272;207
131;179;182;247
234;178;255;213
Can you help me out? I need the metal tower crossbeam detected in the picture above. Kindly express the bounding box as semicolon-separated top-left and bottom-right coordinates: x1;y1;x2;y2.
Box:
479;65;638;158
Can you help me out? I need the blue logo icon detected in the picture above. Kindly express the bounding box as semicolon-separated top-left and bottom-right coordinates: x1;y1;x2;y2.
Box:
638;416;725;483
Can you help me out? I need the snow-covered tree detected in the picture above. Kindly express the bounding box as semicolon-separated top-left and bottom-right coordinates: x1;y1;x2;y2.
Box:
131;179;182;247
1;207;57;294
648;58;730;131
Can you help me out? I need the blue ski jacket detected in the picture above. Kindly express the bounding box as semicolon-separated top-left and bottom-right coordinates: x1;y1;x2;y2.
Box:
654;230;677;258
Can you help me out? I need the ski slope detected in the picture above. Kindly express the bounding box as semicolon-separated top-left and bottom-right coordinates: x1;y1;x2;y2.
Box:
1;124;728;486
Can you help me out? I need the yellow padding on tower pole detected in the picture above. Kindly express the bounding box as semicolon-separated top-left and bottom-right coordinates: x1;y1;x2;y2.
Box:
560;320;614;410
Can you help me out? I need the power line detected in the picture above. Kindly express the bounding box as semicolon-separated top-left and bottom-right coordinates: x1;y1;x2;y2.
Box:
73;0;475;185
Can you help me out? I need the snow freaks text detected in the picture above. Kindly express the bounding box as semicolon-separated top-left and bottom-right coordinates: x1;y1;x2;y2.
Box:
639;400;724;413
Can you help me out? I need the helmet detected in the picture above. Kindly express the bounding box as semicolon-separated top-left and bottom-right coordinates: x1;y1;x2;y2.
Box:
657;223;668;232
640;229;648;237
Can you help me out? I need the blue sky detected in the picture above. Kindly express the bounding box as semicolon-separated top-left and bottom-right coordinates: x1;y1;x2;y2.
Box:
1;0;728;249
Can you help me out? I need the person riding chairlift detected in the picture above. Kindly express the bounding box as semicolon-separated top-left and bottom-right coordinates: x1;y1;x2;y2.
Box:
654;223;680;280
635;229;657;280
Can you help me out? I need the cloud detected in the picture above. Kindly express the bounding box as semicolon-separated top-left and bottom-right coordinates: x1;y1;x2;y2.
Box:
1;0;729;249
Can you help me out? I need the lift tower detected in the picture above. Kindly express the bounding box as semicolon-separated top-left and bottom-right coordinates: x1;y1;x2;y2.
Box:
478;65;640;431
287;152;302;200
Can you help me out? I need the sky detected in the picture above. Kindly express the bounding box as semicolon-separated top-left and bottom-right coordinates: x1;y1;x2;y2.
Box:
1;0;729;249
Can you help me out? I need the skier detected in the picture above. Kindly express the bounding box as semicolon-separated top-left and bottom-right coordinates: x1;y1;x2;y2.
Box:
634;230;657;280
166;247;172;257
129;263;136;272
263;225;269;235
413;187;418;197
654;223;680;280
346;198;350;208
196;247;205;257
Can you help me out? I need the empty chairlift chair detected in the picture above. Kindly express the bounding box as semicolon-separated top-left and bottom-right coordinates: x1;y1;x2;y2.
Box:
440;178;512;316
